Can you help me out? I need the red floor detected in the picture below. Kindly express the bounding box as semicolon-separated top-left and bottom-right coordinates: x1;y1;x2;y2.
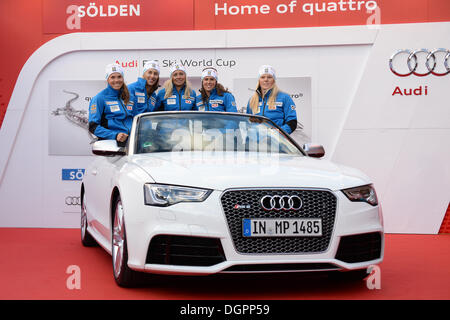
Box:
0;228;449;300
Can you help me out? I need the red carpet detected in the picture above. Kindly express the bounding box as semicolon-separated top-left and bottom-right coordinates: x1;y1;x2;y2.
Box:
0;228;449;300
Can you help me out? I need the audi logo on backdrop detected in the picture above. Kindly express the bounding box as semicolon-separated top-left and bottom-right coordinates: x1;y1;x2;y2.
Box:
260;195;303;211
389;48;449;77
65;196;81;206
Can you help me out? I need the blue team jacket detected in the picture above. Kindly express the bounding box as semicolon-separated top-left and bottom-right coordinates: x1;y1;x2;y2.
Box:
128;77;159;114
196;89;238;113
246;90;297;134
156;86;198;111
88;84;135;140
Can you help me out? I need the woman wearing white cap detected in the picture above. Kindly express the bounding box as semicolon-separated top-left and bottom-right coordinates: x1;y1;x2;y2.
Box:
196;67;237;113
128;60;160;114
88;63;135;144
246;65;297;134
156;64;197;111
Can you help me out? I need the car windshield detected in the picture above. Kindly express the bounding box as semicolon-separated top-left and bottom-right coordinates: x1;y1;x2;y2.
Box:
134;112;304;155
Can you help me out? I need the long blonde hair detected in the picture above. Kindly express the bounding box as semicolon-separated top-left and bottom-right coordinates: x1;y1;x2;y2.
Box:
249;83;280;114
163;78;193;100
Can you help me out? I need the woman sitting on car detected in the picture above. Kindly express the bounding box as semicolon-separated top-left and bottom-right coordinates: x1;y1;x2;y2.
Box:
196;67;237;113
128;60;160;115
88;63;135;145
156;64;197;111
246;65;297;135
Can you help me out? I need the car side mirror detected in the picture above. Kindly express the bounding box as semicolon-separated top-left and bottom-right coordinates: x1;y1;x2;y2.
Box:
303;143;325;158
92;140;126;156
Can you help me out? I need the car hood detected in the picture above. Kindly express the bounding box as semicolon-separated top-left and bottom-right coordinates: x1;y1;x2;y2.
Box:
129;152;371;191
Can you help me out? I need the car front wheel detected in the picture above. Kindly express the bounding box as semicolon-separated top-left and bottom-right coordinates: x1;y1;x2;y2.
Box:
112;196;144;287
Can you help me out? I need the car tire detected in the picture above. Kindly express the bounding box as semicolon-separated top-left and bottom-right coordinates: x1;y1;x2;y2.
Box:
111;196;144;287
81;192;97;247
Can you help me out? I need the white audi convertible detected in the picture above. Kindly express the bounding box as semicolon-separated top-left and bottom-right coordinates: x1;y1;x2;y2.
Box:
81;112;384;287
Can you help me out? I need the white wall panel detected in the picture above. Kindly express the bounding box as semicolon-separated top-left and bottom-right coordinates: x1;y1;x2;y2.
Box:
333;22;450;233
332;129;408;209
381;129;450;233
0;109;46;227
316;108;348;158
1;24;448;233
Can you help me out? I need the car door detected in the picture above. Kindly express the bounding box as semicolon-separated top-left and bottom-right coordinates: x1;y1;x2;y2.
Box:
85;155;123;244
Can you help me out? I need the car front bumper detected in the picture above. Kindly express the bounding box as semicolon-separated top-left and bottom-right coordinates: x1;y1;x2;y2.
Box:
123;189;384;275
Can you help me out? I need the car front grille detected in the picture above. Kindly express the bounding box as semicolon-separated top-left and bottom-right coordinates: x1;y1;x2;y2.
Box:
220;189;337;254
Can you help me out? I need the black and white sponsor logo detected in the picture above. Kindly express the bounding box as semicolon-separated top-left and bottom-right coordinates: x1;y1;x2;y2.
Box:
65;196;81;206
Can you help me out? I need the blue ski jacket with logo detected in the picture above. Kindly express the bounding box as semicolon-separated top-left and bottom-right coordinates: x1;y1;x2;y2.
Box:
246;89;297;134
128;77;159;114
196;89;238;113
156;86;198;111
88;84;135;140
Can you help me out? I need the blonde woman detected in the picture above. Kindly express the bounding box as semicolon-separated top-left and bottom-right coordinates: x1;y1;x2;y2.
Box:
246;65;297;134
156;64;198;111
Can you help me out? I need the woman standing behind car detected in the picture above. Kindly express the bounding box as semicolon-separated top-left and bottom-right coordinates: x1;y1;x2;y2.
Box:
156;64;197;111
128;60;160;115
196;67;237;113
88;63;135;144
246;65;297;134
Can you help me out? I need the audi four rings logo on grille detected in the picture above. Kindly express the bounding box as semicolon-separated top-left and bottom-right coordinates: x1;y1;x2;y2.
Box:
260;195;303;211
389;48;450;77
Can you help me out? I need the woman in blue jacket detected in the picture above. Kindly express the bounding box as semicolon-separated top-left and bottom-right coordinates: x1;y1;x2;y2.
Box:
156;64;197;111
154;64;197;137
196;67;237;113
246;65;297;134
88;63;135;144
128;60;160;115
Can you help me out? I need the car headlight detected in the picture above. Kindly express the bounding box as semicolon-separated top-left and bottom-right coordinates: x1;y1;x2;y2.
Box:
342;184;378;206
144;183;212;207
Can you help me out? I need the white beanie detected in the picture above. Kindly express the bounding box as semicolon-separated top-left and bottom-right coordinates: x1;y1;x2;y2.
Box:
258;65;276;80
105;63;124;80
170;64;186;77
201;68;218;81
143;60;160;75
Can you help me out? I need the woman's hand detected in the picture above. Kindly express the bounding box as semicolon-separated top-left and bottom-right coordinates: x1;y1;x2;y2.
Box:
116;132;129;142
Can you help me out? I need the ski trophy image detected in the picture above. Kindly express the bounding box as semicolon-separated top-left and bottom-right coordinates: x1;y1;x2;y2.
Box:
51;90;96;143
49;80;105;156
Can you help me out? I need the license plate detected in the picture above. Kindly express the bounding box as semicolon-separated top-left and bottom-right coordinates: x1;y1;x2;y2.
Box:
242;218;322;237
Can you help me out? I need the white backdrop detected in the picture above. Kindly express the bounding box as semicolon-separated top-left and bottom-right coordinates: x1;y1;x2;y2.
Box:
0;23;449;233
